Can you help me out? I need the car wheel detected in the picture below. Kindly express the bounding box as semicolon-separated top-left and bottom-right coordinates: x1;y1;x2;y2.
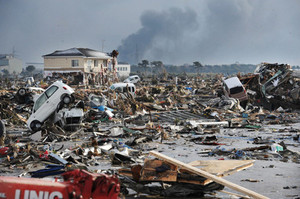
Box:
62;95;71;104
30;120;42;132
17;88;26;96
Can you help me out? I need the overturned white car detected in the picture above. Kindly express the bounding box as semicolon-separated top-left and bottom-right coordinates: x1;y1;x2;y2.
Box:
27;81;75;131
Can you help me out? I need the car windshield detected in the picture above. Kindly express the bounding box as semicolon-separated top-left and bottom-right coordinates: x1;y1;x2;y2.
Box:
33;93;47;112
45;86;58;98
230;86;244;94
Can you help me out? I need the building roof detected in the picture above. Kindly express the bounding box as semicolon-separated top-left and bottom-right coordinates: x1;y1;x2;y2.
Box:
0;54;13;59
43;48;111;59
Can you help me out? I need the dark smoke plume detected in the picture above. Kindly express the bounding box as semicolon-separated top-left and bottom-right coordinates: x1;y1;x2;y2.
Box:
118;8;198;64
118;0;300;65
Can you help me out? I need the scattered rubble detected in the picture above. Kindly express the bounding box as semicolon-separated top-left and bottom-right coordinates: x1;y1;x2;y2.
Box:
0;64;299;198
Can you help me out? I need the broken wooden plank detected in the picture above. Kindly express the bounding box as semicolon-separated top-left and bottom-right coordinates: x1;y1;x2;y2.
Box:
198;121;229;127
118;168;133;178
178;160;255;185
140;159;177;182
69;128;84;138
177;172;207;185
188;160;255;177
178;160;254;185
16;113;27;123
150;151;269;199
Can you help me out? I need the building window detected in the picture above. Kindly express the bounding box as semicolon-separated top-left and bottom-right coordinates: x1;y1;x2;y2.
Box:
87;60;92;67
94;60;98;67
123;67;127;71
72;60;79;67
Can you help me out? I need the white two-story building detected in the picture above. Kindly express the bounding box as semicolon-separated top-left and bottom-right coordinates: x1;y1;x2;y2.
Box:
0;54;23;75
43;48;112;85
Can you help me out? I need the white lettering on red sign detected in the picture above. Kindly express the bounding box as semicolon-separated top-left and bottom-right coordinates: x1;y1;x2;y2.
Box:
15;189;63;199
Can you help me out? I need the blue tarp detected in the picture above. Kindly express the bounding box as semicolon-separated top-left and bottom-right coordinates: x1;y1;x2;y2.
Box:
92;105;114;112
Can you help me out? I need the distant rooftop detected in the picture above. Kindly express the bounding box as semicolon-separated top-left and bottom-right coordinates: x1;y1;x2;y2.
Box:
43;48;111;59
118;62;130;65
0;54;14;59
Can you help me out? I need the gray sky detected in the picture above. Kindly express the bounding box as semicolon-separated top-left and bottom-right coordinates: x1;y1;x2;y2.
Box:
0;0;299;66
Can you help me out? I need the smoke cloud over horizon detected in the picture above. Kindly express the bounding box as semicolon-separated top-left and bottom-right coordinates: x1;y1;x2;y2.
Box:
117;8;199;64
118;0;300;65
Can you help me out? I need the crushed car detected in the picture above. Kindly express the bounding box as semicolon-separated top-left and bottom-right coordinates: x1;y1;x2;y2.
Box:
109;82;136;98
123;75;141;84
54;108;84;131
222;76;248;107
88;93;107;107
15;87;45;104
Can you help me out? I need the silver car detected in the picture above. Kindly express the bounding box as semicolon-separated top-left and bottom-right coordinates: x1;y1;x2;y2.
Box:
123;75;140;84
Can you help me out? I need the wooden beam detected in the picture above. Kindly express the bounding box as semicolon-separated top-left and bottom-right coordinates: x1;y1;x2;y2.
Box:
150;151;269;199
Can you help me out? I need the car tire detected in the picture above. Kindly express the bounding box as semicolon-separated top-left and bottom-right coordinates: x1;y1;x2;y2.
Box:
17;88;26;96
30;120;42;132
62;95;71;105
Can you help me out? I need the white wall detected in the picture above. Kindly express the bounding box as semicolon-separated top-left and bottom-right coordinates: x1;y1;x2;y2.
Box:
116;64;130;77
0;56;23;74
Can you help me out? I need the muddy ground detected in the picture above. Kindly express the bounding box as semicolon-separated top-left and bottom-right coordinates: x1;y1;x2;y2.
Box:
42;122;299;199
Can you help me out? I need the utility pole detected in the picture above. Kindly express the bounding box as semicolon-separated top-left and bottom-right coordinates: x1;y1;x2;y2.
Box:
102;40;105;52
12;46;16;57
